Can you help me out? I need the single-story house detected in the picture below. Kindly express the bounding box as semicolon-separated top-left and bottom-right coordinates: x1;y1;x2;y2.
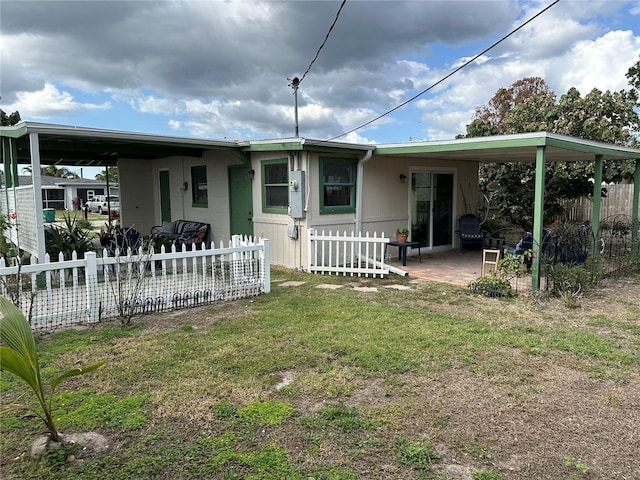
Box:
7;175;119;211
2;121;639;290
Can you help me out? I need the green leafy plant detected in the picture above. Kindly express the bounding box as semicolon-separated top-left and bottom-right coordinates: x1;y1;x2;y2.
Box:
396;228;409;236
546;263;600;307
46;213;95;260
0;296;105;443
0;212;14;264
498;249;530;279
563;455;589;474
558;283;582;309
470;276;515;298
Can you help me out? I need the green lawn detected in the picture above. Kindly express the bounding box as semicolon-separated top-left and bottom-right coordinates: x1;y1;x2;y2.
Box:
55;210;107;223
1;268;639;479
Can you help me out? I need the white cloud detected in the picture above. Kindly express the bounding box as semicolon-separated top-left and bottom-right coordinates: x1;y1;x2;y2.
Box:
556;30;640;93
1;1;638;143
5;83;109;118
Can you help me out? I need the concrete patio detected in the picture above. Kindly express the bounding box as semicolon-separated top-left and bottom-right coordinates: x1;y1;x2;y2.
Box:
386;248;484;285
386;248;538;293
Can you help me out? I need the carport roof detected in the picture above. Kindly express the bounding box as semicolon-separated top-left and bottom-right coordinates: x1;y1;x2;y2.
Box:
2;123;639;166
0;122;240;166
375;131;640;163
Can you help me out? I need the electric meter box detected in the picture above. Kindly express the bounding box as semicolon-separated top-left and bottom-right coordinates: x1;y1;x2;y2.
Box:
289;170;306;219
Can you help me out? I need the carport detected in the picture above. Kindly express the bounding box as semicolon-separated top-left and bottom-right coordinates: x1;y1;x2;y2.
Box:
1;121;242;260
376;132;640;290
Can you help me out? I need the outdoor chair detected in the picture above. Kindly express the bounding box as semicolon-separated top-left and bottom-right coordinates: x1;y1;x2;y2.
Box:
457;214;487;252
150;220;210;248
100;226;141;257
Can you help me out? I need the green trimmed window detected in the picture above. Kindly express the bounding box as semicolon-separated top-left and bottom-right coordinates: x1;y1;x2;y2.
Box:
320;157;356;214
262;159;289;213
191;165;208;207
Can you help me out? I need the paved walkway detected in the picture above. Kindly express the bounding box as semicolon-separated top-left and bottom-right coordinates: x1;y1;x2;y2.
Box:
276;250;485;292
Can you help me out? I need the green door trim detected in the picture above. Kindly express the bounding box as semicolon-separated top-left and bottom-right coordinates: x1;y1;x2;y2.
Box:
228;165;254;238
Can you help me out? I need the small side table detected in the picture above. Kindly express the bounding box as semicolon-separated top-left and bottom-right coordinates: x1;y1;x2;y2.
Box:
386;241;421;266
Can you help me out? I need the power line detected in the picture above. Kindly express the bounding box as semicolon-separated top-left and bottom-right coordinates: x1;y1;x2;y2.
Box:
326;0;560;141
298;0;348;86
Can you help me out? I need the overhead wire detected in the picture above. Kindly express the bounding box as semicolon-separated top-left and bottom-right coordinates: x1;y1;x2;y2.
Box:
298;0;348;85
325;0;561;141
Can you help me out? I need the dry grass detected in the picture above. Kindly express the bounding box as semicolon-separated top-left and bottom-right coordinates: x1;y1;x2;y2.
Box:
1;270;639;479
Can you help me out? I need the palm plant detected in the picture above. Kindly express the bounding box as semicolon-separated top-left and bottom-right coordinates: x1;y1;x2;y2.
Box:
46;214;95;259
0;297;105;443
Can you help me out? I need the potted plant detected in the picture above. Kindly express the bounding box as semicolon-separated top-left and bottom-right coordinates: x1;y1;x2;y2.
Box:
396;228;409;243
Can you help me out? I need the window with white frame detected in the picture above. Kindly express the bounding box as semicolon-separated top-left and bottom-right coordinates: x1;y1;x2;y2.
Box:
262;159;289;213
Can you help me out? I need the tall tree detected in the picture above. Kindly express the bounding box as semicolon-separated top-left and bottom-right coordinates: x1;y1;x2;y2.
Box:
466;62;640;228
626;57;640;91
1;109;21;126
95;167;118;183
23;165;79;179
467;77;555;136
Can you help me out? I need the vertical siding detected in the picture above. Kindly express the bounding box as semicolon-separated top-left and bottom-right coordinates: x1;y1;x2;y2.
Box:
249;151;307;269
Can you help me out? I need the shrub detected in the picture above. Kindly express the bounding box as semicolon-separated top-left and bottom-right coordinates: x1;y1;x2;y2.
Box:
469;276;515;298
547;263;597;295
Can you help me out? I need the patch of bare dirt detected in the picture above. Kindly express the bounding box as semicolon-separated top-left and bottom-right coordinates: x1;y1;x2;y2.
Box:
131;300;257;334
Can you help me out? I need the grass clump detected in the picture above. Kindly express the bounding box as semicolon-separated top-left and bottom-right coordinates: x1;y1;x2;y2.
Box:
237;400;294;426
395;436;440;477
473;469;504;480
318;402;375;433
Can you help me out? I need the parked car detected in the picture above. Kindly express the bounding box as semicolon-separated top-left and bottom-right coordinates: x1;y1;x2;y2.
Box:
86;195;119;215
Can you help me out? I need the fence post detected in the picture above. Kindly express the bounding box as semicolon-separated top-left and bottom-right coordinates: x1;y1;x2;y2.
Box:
85;251;99;323
307;228;314;273
261;238;271;293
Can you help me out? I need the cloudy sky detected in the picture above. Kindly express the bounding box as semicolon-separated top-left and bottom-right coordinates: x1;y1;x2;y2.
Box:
1;0;639;147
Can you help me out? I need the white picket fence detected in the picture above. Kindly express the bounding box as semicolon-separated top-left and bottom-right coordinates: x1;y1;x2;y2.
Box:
0;236;270;331
308;228;390;277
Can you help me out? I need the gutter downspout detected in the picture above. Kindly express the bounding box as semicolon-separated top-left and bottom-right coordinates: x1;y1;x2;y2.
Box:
355;149;374;235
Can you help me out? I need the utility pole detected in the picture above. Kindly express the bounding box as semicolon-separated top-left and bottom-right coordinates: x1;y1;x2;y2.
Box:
288;77;300;137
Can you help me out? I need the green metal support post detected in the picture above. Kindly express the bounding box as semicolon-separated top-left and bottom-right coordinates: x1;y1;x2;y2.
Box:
591;155;603;256
633;159;640;252
531;146;546;291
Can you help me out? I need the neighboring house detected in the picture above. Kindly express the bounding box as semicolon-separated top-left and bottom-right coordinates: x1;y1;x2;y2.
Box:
6;175;119;211
2;122;639;290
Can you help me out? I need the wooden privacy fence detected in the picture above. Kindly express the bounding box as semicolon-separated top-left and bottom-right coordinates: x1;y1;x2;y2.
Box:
0;236;271;331
563;184;635;222
308;229;389;277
